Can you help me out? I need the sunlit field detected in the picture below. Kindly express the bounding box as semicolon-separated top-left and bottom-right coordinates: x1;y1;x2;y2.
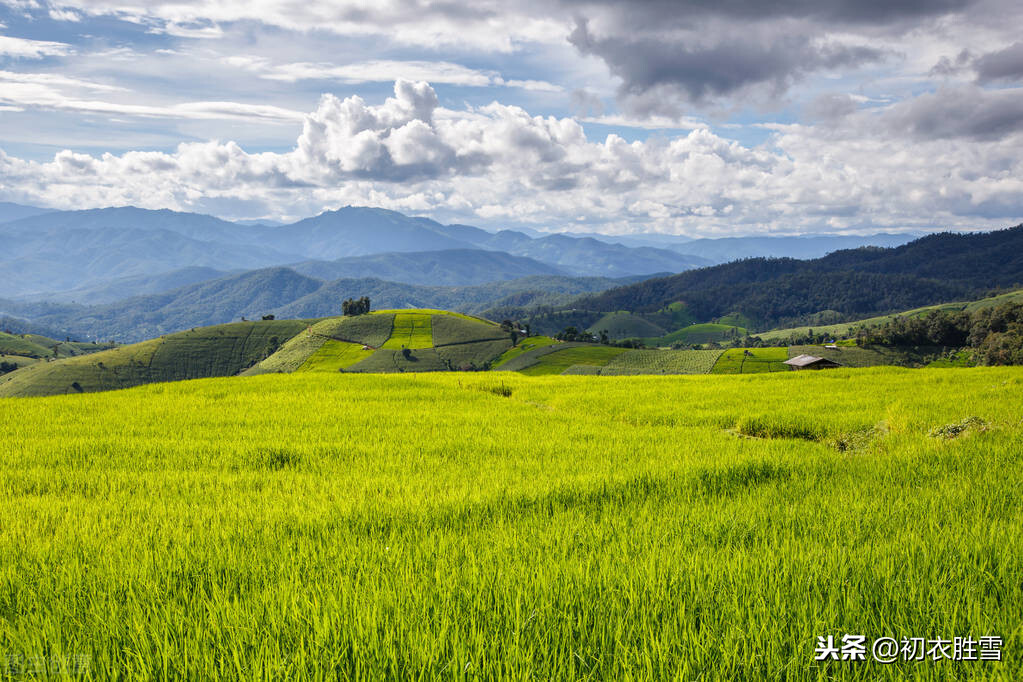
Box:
2;368;1021;680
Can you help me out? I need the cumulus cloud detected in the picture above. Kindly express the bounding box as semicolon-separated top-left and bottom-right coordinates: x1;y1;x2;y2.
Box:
2;79;1021;234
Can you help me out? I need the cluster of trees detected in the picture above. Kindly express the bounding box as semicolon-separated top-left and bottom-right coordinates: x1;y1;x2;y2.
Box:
555;326;600;343
342;297;371;316
855;303;1023;365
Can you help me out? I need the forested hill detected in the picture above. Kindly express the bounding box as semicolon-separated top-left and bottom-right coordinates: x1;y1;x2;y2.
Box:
570;225;1023;329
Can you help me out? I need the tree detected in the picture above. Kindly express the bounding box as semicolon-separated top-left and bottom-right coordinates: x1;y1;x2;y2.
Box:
343;296;371;316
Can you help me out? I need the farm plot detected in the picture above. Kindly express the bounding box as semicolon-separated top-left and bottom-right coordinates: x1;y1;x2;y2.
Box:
381;313;433;349
491;336;558;369
601;349;725;375
297;340;376;372
712;347;790;374
518;346;630;375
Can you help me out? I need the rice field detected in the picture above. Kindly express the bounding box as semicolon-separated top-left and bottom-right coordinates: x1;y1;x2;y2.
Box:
1;368;1020;679
600;348;725;375
490;336;558;368
380;313;434;349
516;345;630;375
296;340;375;372
712;347;791;374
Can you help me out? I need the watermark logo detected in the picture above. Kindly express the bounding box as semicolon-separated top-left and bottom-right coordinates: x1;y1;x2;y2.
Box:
815;635;1002;663
2;653;91;676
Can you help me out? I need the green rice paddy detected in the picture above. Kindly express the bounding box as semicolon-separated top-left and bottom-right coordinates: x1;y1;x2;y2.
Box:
1;368;1020;679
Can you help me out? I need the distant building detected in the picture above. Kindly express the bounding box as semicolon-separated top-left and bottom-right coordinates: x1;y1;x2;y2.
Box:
783;354;841;370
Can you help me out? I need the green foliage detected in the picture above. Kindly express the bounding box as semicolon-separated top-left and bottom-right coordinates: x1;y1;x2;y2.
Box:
517;346;630;375
712;347;790;374
341;296;371;316
646;323;747;347
572;225;1023;329
585;311;666;340
1;369;1022;677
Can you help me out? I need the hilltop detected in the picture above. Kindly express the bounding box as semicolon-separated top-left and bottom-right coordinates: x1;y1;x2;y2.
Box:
0;310;514;397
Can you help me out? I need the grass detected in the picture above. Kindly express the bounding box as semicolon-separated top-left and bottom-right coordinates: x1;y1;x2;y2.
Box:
381;313;434;350
491;336;558;369
0;368;1020;679
712;347;790;374
517;346;630;375
297;340;376;372
600;349;726;375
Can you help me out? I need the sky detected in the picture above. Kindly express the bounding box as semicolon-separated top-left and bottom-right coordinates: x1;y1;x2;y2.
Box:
0;0;1022;236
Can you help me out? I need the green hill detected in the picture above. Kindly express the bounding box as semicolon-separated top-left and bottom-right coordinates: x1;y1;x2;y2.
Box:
642;323;747;347
250;309;513;376
586;311;666;340
0;320;313;397
757;288;1023;342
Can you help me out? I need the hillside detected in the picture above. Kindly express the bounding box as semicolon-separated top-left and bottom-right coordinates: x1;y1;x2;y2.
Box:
288;249;566;285
0;311;512;396
757;288;1023;342
251;310;512;376
560;225;1023;331
1;272;640;343
0;319;312;397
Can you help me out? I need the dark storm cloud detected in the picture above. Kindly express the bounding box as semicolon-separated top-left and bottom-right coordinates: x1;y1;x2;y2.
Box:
555;0;977;29
884;86;1023;140
569;19;886;105
974;42;1023;83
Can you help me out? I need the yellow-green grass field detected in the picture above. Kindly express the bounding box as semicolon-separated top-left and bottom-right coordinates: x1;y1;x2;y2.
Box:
296;340;376;372
712;347;790;373
380;313;434;349
1;368;1020;679
491;336;558;368
517;345;630;375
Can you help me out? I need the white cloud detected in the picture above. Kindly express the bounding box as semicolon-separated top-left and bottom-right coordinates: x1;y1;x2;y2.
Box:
0;35;74;58
56;0;568;51
2;80;1021;235
224;57;562;92
48;7;81;22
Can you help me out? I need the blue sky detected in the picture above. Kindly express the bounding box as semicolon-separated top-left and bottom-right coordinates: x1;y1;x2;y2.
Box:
1;0;1021;236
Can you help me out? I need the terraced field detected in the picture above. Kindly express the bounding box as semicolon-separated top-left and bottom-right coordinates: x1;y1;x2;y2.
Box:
518;346;630;375
600;349;726;375
712;347;790;374
297;340;375;372
381;313;433;349
0;320;312;397
491;336;557;368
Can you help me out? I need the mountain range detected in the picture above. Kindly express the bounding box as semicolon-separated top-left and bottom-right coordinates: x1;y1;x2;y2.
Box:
511;224;1023;334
